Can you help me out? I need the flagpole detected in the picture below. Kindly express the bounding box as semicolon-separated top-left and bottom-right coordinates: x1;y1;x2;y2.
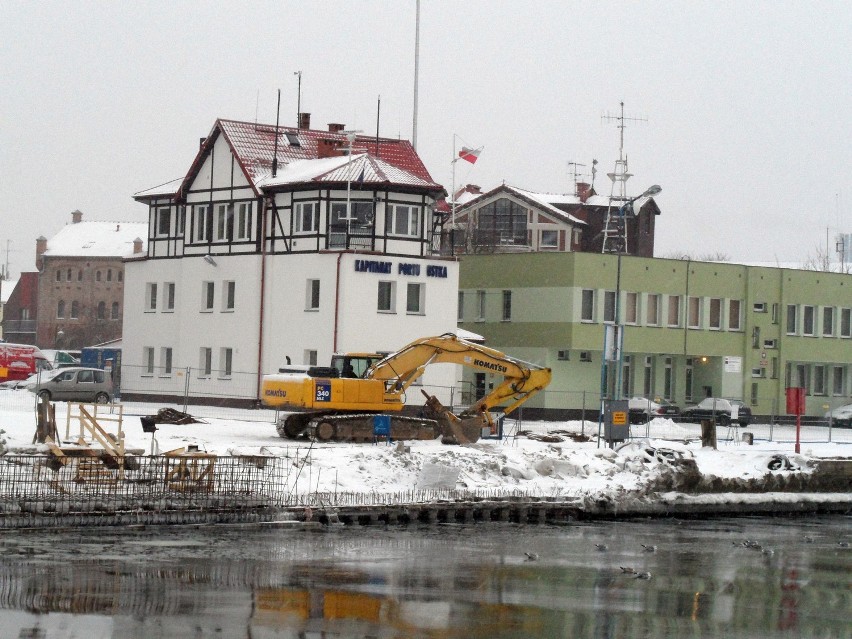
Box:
451;133;457;228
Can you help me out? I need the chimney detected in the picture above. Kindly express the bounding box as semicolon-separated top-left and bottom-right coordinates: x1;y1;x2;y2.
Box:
298;112;311;130
317;138;344;159
576;182;591;203
116;224;120;231
133;237;143;254
71;209;82;224
36;236;47;270
328;123;345;133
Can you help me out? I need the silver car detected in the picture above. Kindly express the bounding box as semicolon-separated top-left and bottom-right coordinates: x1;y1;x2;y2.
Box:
27;367;113;403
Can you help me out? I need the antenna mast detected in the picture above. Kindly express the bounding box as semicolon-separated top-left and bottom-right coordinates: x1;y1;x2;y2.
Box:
601;102;646;253
567;161;586;196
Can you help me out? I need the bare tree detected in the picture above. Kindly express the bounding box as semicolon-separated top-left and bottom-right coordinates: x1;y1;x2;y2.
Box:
800;245;851;273
659;251;730;262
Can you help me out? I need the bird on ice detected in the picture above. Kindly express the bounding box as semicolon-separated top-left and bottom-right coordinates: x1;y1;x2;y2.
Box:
634;571;652;580
641;544;657;553
595;544;608;552
524;552;539;561
620;566;637;574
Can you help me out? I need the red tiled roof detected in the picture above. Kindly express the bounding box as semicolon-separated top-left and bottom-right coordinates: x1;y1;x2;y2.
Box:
175;118;438;201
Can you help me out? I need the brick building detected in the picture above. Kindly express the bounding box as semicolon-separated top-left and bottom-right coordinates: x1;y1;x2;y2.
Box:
0;274;39;345
34;210;147;350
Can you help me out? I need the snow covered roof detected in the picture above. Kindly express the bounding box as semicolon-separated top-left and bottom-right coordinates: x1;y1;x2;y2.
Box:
133;177;183;199
1;278;17;304
42;221;148;258
257;153;442;192
455;184;588;226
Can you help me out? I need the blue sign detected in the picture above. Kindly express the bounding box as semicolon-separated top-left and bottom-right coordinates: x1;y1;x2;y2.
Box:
426;265;448;278
373;414;391;436
315;380;331;402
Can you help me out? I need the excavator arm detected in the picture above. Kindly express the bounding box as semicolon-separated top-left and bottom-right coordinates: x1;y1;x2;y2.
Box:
366;333;552;418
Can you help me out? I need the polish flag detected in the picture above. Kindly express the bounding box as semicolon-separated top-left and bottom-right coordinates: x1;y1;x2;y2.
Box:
458;146;481;164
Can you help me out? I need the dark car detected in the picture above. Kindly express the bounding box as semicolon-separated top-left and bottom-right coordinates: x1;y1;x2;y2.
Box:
627;396;681;424
681;397;752;426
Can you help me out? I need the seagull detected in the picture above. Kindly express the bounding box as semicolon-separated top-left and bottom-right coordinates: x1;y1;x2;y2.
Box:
762;548;775;557
838;541;849;548
641;544;657;553
595;543;608;552
524;552;539;561
620;566;637;574
803;536;814;543
634;571;652;580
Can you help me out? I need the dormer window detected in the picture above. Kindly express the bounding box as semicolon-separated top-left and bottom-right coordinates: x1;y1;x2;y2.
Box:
285;132;301;147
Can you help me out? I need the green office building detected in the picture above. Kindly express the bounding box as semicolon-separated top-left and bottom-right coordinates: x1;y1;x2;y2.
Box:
458;252;851;419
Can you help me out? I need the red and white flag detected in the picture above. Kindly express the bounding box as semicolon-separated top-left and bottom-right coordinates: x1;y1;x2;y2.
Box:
458;146;481;164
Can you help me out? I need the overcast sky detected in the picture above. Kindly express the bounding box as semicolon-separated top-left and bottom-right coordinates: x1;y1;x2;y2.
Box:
2;1;850;278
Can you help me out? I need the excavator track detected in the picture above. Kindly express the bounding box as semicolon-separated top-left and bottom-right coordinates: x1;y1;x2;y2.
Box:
277;412;441;443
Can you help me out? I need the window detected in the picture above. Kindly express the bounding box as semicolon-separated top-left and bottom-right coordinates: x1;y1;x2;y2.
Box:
118;270;123;282
378;281;396;313
220;348;233;377
823;307;834;336
78;369;94;383
236;202;252;240
751;382;759;406
96;271;101;282
646;294;660;326
55;270;61;282
557;350;570;361
753;302;767;313
77;270;82;281
306;279;320;310
668;295;681;327
57;300;65;319
685;358;694;401
144;347;155;375
771;303;779;324
165;282;175;311
795;364;809;393
304;350;318;366
663;357;673;400
709;298;721;329
751;367;765;378
728;300;742;330
581;289;595;322
813;365;826;395
477;290;486;321
97;301;106;320
457;291;464;321
842;308;852;337
199;347;212;376
107;269;112;282
331;202;374;232
622;355;632;398
752;326;760;349
502;290;512;321
67;268;71;281
111;302;120;319
643;356;653;397
146;283;157;312
214;204;229;241
70;301;79;319
540;230;558;248
161;347;173;376
786;304;798;335
688;296;701;328
294;202;318;233
202;281;214;311
386;204;420;237
833;366;845;396
771;357;779;380
223;280;235;311
475;197;528;246
157;207;171;236
625;292;638;324
603;291;615;323
803;305;815;336
406;283;424;314
177;206;185;237
195;204;210;242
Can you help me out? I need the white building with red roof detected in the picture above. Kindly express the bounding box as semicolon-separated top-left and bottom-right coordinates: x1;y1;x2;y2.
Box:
125;115;457;405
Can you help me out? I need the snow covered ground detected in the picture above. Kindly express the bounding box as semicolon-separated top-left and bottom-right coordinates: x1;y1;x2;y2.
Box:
1;389;850;502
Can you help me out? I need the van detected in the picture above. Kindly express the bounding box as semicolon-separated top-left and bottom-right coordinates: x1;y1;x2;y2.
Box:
27;366;113;403
0;343;51;382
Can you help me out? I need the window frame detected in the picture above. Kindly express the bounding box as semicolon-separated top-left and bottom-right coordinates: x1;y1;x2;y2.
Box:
236;202;252;240
728;299;742;331
708;298;722;330
145;283;157;312
199;347;212;377
540;229;558;249
502;290;512;322
214;203;229;242
294;201;318;234
580;289;595;323
306;279;320;311
160;347;173;377
476;290;486;321
786;304;798;335
646;293;660;326
219;347;233;378
386;204;420;237
803;305;815;336
164;282;175;312
202;281;214;312
377;281;396;313
667;295;681;328
406;282;424;315
143;347;155;376
223;280;235;312
688;296;701;329
195;204;211;243
156;207;171;237
822;307;834;337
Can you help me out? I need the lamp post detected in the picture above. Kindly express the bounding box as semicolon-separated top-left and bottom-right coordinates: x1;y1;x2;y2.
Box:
600;184;661;444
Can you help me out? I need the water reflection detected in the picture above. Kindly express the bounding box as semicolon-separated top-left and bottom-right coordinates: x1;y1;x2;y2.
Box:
0;516;848;638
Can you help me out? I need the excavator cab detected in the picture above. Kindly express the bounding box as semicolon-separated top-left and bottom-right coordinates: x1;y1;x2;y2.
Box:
330;353;383;379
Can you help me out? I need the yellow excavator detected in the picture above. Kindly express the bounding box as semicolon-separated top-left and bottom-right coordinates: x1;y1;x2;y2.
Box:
261;333;552;444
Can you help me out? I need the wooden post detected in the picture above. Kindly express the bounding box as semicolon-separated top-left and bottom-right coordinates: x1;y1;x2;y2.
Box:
700;419;717;449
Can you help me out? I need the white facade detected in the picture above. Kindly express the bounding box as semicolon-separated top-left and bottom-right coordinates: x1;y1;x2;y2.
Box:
125;119;457;404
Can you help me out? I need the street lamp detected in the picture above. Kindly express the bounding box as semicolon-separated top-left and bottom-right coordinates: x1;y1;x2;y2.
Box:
599;185;661;446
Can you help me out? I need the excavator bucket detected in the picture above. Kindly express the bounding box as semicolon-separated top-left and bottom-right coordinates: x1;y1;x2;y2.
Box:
422;392;483;445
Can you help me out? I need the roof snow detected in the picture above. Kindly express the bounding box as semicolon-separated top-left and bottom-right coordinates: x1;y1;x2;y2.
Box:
1;278;17;304
43;221;148;258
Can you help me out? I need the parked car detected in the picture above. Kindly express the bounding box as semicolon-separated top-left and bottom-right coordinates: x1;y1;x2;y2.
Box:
26;366;113;403
824;404;852;428
681;397;752;426
627;396;681;424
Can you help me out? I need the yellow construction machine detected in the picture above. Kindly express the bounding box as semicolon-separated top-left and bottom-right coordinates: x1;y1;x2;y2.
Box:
261;333;551;444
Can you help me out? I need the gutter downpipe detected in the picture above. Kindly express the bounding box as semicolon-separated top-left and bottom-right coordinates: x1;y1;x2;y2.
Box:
256;196;269;400
333;252;343;352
